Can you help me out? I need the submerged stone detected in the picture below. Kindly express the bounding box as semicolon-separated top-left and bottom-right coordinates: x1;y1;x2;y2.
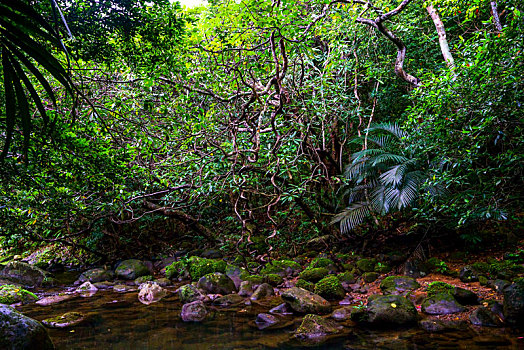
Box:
255;313;279;330
41;312;85;329
181;301;207;322
280;287;331;314
36;294;73;306
294;314;341;339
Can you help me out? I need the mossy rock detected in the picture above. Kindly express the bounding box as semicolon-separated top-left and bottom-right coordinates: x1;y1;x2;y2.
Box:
427;281;454;297
241;274;264;284
165;260;188;280
362;272;379;283
178;284;204;304
251;283;274;301
0;285;38;305
295;279;315;292
314;275;345;300
115;259;150;280
134;275;154;285
353;294;417;326
78;268;114;283
260;260;301;277
41;312;85;328
295;314;341;339
188;257;227;281
264;274;283;286
0;304;54;350
356;258;376;273
374;262;392;274
0;261;53;287
337;271;356;284
380;276;421;295
298;268;329;283
197;272;236;294
422;293;465;315
308;257;336;271
479;276;489;286
281;287;331;314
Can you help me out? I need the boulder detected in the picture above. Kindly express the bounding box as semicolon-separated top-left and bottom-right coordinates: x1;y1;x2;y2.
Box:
260;260;302;277
0;304;54;350
0;261;53;287
452;287;479;305
238;281;254;297
75;282;98;293
298;268;330;283
314;275;345;300
362;272;379;283
503;281;524;326
356;259;375;273
459;265;479;283
212;294;244;306
197;273;236;295
422;293;465;315
41;312;85;328
294;314;341;339
363;294;418;326
331;306;353;321
470;307;504;327
380;276;420;295
255;313;279;330
134;275;154;285
201;249;223;259
115;259;150;280
154;278;171;287
250;283;274;301
225;265;245;289
181;301;207;322
138;282;167;304
281;287;331;314
178;284;205;304
269;303;293;315
36;294;73;306
77;268;114;283
0;285;38;305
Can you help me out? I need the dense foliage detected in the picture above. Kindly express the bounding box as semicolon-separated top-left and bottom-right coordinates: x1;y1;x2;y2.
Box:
1;0;522;259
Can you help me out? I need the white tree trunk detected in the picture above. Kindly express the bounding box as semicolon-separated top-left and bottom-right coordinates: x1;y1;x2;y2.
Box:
491;1;503;32
427;4;455;71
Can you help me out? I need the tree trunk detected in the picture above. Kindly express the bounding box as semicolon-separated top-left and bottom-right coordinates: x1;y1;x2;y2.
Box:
490;1;503;32
426;5;455;71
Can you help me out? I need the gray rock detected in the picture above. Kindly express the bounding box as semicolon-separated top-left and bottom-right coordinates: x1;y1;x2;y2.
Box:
269;303;293;315
0;304;54;349
380;276;421;295
181;301;207;322
470;307;504;327
197;273;236;295
0;261;53;287
41;312;85;328
115;259;151;280
331;306;353;321
364;294;418;326
503;281;524;326
178;284;205;304
255;313;279;330
452;287;478;305
250;283;274;301
422;293;465;315
238;281;254;297
280;287;331;314
212;294;244;306
294;314;341;339
77;268;114;283
419;318;462;333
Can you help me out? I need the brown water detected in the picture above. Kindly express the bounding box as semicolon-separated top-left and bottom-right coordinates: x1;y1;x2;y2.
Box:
17;287;524;350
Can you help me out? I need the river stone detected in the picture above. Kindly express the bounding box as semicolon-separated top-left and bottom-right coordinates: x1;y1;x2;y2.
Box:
470;307;504;327
422;293;465;315
452;287;479;305
269;303;293;315
419;319;461;333
380;276;421;295
77;268;114;283
331;306;353;321
36;294;74;306
225;265;245;289
255;313;279;330
154;278;172;287
364;294;418;326
503;281;524;325
138;282;168;304
197;272;236;295
0;285;38;305
0;304;54;350
294;314;341;339
41;312;85;328
93;281;114;289
178;284;205;304
0;261;53;287
213;294;244;306
76;281;98;293
238;281;254;297
115;259;150;280
181;300;207;322
280;287;331;314
134;275;154;285
250;283;274;301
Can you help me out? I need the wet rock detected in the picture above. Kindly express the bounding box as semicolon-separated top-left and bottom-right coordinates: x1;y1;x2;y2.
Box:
362;272;379;283
93;281;114;289
213;294;244;306
134;275;154;285
201;249;223;259
36;294;73;306
452;287;478;305
238;281;254;297
419;319;461;333
41;312;85;328
197;272;236;295
0;304;54;350
422;293;465;315
0;285;38;305
281;287;331;314
470;307;504;327
358;294;418;326
459;265;479;283
113;284;135;293
0;261;54;288
298;268;329;283
115;259;151;280
331;306;353;321
138;282;168;304
181;300;207;322
76;281;98;293
250;283;274;301
255;313;279;330
314;275;345;300
356;259;375;273
77;268;114;283
269;303;293;315
153;278;171;287
294;314;341;339
503;280;524;326
380;276;421;295
178;284;205;304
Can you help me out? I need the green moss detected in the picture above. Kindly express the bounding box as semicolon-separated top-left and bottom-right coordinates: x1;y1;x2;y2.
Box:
165;260;188;280
135;275;154;284
362;272;379;283
295;279;315;292
356;258;376;272
314;275;345;300
0;284;38;304
265;274;283;286
309;257;334;269
337;271;356;283
189;257;227;281
247;262;260;270
260;260;301;276
374;262;392;274
478;275;489;286
426;281;453;297
242;274;264;284
298;268;329;282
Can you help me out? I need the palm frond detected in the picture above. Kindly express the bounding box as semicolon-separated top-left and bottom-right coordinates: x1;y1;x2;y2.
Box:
367;122;408;140
331;202;371;235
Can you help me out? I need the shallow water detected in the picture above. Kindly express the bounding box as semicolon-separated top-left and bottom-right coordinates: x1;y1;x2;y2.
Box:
17;287;524;350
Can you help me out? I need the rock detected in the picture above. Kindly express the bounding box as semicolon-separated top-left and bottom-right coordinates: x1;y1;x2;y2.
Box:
380;276;421;295
187;257;226;281
356;259;375;273
459;265;479;283
197;273;236;295
422;293;465;315
238;281;254;297
265;274;284;286
250;283;274;301
470;307;504;327
213;294;244;306
419;319;462;333
0;285;38;305
402;260;426;278
36;294;73;306
76;282;98;293
281;287;331;314
491;279;512;293
294;314;341;339
337;271;357;284
331;306;353;321
41;312;85;329
269;303;293;315
314;275;345;300
255;313;279;330
452;287;479;305
115;259;151;280
201;249;223;259
0;304;54;349
299;268;329;283
295;279;315;292
93;281;114;289
362;272;379;283
178;284;205;304
503;281;524;326
134;275;154;285
153;278;171;287
113;284;134;293
138;282;167;304
0;261;53;288
181;301;207;322
361;294;418;326
225;265;245;289
308;257;337;272
260;260;302;277
77;268;114;283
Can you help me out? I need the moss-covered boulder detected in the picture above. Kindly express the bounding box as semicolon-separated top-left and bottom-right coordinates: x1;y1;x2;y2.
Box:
298;268;329;283
115;259;150;280
294;314;341;339
353;294;418;326
374;262;392;274
251;283;274;301
0;285;38;305
240;274;264;284
0;261;54;288
260;260;301;277
0;304;54;349
197;272;236;295
314;275;345;300
422;293;465;315
238;281;254;297
77;268;114;283
337;272;356;284
178;284;205;304
356;258;376;273
281;287;331;314
265;274;283;286
181;301;207;322
380;276;420;295
295;279;315;292
165;260;189;280
426;282;453;297
213;294;244;307
134;275;154;285
362;272;379;283
41;312;85;329
188;257;227;281
308;257;337;272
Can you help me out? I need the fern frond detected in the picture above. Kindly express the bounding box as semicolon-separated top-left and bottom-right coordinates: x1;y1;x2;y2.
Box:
331;202;371;235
